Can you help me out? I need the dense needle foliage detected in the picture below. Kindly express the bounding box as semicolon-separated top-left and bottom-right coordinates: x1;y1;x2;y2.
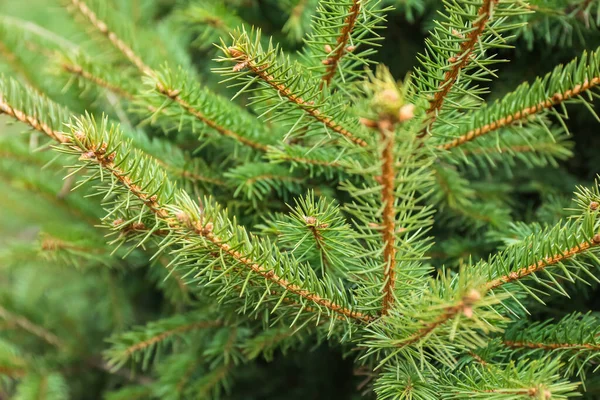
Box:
1;0;600;399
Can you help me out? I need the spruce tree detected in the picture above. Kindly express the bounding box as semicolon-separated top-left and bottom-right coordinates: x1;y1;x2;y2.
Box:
1;0;600;398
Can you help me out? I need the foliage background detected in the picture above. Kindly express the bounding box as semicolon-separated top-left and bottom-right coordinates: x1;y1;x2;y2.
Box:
1;0;600;399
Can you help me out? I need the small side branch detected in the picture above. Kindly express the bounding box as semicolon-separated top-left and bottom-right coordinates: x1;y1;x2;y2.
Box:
61;62;136;101
419;0;499;137
321;0;361;88
486;235;600;290
122;321;221;357
69;0;154;76
0;305;64;349
393;290;481;348
228;48;367;147
439;76;600;151
158;88;269;152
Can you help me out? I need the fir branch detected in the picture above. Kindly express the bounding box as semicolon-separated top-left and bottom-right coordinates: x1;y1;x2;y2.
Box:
0;78;371;324
437;48;600;150
119;321;221;360
420;0;499;137
153;83;269;152
0;94;68;144
486;235;600;290
321;0;362;87
504;339;600;351
230;45;366;146
0;306;64;349
60;61;136;101
220;42;368;147
392;290;482;350
68;0;154;77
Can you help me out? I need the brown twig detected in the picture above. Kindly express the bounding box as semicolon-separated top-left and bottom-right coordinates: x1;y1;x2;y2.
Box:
228;48;368;147
321;0;361;88
438;76;600;151
419;0;499;137
380;122;397;314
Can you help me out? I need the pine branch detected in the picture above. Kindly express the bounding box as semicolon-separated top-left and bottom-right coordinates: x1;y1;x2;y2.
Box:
0;94;68;144
152;79;269;152
440;358;579;399
0;306;64;349
0;78;371;324
321;0;362;87
60;61;136;101
502;312;600;377
66;4;274;152
106;317;222;369
226;46;366;147
68;0;154;77
437;47;600;150
486;235;600;290
419;0;499;137
215;30;368;148
504;339;600;351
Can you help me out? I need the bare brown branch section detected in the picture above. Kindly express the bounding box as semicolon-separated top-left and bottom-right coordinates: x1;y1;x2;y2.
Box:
419;0;499;137
0;100;371;323
123;321;221;356
69;0;154;76
380;125;396;314
228;48;368;147
439;76;600;151
486;236;600;290
321;0;361;87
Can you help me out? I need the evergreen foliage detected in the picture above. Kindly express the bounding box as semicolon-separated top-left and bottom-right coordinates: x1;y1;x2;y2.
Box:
1;0;600;399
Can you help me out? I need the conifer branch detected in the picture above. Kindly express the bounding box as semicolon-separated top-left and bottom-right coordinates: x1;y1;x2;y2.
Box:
419;0;499;137
0;306;64;349
61;62;136;101
121;321;221;357
503;339;600;351
438;72;600;151
0;83;370;324
226;47;367;147
156;87;269;152
380;124;396;314
393;290;481;349
65;3;271;152
321;0;361;88
68;0;154;77
486;235;600;290
0;95;68;143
